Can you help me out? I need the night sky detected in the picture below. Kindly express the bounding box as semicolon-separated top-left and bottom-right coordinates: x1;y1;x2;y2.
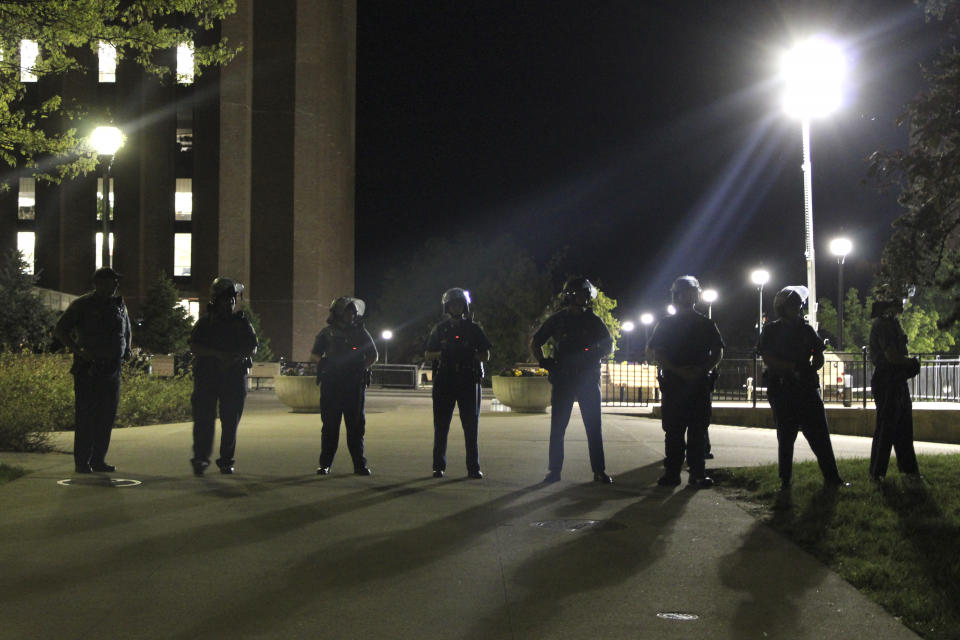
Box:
355;0;945;348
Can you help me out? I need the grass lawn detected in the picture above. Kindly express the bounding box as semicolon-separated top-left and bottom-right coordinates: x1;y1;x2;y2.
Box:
715;454;960;640
0;462;27;485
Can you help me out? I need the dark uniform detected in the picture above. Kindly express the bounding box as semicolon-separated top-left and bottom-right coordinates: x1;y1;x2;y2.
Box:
189;291;257;475
868;307;920;479
427;315;492;477
313;301;377;474
758;317;843;486
531;279;613;482
54;270;132;473
648;311;723;484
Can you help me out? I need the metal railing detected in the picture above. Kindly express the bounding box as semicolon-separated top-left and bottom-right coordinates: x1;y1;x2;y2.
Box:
600;362;657;406
277;361;420;389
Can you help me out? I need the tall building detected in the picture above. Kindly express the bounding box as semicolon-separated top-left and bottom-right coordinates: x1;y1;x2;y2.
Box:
0;0;356;360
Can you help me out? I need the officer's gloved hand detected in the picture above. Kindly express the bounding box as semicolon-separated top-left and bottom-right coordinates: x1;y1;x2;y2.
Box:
904;357;921;379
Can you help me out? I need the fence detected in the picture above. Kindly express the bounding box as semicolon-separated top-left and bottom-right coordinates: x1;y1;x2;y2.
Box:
277;361;420;390
600;362;658;407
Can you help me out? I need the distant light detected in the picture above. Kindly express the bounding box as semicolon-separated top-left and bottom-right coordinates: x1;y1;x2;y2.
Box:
702;289;718;303
640;313;655;326
667;305;677;316
781;35;846;119
90;126;124;155
20;40;38;82
98;42;117;82
622;321;635;332
177;42;194;84
751;269;770;286
829;237;853;257
382;330;393;340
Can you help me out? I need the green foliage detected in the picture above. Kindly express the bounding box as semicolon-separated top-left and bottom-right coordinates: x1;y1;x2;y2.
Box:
376;233;555;375
135;271;193;354
0;249;57;351
0;352;192;452
816;287;874;351
237;301;274;362
0;1;238;182
0;462;28;485
868;3;960;327
717;454;960;640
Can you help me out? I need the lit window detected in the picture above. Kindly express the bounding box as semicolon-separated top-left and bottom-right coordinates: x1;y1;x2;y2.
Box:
176;128;193;152
178;298;200;323
174;233;191;276
20;40;38;82
175;178;192;220
17;232;36;274
18;177;35;220
176;42;194;85
95;233;115;269
96;177;114;220
98;42;117;83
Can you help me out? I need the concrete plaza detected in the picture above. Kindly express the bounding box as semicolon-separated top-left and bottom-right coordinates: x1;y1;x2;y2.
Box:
2;391;955;639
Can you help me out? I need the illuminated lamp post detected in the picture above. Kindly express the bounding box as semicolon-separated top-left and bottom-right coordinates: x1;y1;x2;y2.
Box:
751;269;770;408
640;313;654;362
381;329;393;365
621;320;635;361
90;126;124;268
702;288;718;319
781;35;846;331
829;237;852;350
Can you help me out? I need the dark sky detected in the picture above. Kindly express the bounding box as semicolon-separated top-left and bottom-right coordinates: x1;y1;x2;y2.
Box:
355;0;945;347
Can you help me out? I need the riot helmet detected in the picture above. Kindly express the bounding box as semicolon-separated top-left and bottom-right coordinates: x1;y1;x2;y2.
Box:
772;285;808;319
870;299;903;319
561;277;597;308
210;277;244;304
670;275;701;306
328;296;366;327
442;288;471;318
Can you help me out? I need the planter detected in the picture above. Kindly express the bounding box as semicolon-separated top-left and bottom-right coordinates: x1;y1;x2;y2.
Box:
491;375;552;413
274;376;321;413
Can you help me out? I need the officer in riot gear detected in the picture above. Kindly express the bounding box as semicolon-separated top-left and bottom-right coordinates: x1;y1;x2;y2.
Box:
311;296;378;475
189;277;258;476
758;286;846;489
648;276;723;488
425;288;492;479
530;277;614;484
54;267;132;474
868;298;921;482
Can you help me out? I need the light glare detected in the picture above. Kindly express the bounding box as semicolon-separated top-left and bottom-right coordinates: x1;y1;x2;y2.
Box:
621;321;635;332
702;289;718;303
751;269;770;286
781;36;846;118
382;330;393;340
829;237;853;257
90;126;124;155
640;313;654;325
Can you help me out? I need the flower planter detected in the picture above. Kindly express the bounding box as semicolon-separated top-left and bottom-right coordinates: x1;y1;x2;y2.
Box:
274;376;321;413
491;375;551;413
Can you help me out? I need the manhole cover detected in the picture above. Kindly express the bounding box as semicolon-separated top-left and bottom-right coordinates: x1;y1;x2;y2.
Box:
656;613;700;621
530;519;602;532
58;478;142;487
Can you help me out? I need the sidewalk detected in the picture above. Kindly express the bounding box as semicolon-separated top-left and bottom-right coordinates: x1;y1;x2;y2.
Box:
2;391;954;639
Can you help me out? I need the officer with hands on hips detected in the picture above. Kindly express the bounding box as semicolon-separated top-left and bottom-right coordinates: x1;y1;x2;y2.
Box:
648;276;723;488
189;277;258;476
54;267;132;474
424;288;492;479
530;277;613;484
758;285;846;489
868;297;921;482
311;297;378;476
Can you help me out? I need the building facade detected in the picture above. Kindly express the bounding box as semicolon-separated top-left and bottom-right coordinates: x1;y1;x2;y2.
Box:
1;0;356;360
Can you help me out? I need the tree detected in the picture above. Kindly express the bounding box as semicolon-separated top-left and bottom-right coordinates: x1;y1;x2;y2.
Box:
816;287;874;351
868;0;960;327
0;249;56;351
0;1;237;183
135;271;193;354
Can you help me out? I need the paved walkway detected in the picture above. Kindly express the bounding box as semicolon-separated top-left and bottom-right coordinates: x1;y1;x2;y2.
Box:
2;391;957;640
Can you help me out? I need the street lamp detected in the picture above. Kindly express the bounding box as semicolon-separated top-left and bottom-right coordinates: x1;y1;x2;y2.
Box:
621;321;635;361
829;237;852;350
381;329;393;365
702;288;718;319
640;313;654;362
781;35;846;331
751;268;770;408
90;126;124;268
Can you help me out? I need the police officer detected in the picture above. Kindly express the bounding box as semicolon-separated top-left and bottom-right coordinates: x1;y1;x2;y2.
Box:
648;276;723;488
312;297;378;475
189;277;258;476
54;267;132;474
758;286;845;489
868;298;921;482
425;288;492;479
530;277;613;484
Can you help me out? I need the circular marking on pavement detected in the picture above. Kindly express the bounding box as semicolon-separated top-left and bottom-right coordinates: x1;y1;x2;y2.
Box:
530;519;603;532
656;612;700;621
57;478;142;487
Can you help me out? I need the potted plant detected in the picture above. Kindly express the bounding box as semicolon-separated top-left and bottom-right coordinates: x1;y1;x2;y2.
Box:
274;361;321;413
491;365;551;413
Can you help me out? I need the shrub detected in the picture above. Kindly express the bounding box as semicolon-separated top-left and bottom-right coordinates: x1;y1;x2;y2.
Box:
0;352;193;452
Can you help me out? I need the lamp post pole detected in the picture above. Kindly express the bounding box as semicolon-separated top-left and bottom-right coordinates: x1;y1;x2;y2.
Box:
381;330;393;365
751;269;770;409
830;237;852;350
90;126;124;269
